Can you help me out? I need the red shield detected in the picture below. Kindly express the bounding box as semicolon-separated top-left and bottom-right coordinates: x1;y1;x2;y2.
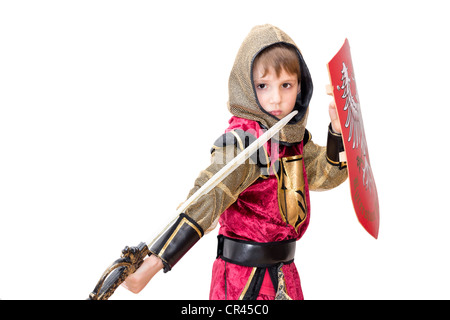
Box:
327;39;380;239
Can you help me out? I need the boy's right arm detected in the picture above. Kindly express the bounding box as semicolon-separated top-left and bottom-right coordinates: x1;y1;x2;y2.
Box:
122;132;264;293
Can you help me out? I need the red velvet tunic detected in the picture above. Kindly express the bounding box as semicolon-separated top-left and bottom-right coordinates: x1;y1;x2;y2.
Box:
209;117;311;300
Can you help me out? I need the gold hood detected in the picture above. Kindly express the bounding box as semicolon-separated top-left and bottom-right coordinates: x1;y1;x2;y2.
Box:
227;24;313;145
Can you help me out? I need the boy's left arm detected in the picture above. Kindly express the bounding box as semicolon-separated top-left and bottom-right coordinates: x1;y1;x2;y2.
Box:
303;124;348;192
304;100;348;191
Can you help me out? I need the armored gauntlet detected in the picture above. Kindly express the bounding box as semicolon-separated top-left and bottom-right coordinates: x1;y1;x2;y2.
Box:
326;123;347;169
149;213;204;273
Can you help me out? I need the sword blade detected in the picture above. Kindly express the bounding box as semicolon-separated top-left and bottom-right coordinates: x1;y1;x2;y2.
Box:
147;110;298;246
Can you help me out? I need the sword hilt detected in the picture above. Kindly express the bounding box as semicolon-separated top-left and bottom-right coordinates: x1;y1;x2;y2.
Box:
87;242;149;300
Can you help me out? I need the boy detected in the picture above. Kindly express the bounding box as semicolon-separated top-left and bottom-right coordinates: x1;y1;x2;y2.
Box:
121;24;347;300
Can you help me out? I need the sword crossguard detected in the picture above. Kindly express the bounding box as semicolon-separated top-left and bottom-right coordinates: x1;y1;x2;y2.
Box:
122;244;147;263
88;242;150;300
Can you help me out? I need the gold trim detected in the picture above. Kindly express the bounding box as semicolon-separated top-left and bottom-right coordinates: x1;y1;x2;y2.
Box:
201;170;235;200
326;156;340;165
230;130;244;151
158;218;202;256
148;249;169;266
158;221;184;256
272;159;280;181
283;154;303;161
305;130;312;143
223;129;271;178
262;144;270;175
184;219;203;239
327;155;347;169
328;126;342;137
239;267;257;300
276;154;308;232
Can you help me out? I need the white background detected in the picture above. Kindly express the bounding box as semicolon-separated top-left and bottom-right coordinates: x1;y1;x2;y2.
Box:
0;0;448;300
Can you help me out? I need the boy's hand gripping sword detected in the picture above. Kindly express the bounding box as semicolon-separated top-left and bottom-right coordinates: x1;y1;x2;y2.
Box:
87;110;298;300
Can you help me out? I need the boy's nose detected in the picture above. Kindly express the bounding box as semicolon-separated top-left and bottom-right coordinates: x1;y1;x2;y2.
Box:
270;89;281;104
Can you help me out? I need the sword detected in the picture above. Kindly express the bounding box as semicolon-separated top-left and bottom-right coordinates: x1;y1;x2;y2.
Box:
87;110;298;300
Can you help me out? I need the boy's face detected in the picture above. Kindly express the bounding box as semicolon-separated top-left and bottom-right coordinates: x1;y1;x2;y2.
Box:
252;62;300;119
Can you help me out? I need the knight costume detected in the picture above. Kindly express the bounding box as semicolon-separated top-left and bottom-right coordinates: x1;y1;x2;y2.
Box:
148;24;348;300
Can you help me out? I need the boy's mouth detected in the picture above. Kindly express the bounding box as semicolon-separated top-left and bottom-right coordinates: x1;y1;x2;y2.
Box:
270;110;282;116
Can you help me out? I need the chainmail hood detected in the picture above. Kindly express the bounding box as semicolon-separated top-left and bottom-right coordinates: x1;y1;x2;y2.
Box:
227;24;313;145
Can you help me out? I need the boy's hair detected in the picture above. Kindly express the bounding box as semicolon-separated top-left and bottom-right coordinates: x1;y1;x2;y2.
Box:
253;43;301;83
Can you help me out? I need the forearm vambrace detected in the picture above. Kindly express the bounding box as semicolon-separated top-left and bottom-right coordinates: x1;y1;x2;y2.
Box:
326;123;347;169
149;213;204;273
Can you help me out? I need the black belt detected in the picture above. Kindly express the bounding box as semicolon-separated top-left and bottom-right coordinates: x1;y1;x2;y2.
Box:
216;235;296;268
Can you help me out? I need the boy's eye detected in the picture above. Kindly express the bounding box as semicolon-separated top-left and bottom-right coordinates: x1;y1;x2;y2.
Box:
282;83;292;89
257;84;267;89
